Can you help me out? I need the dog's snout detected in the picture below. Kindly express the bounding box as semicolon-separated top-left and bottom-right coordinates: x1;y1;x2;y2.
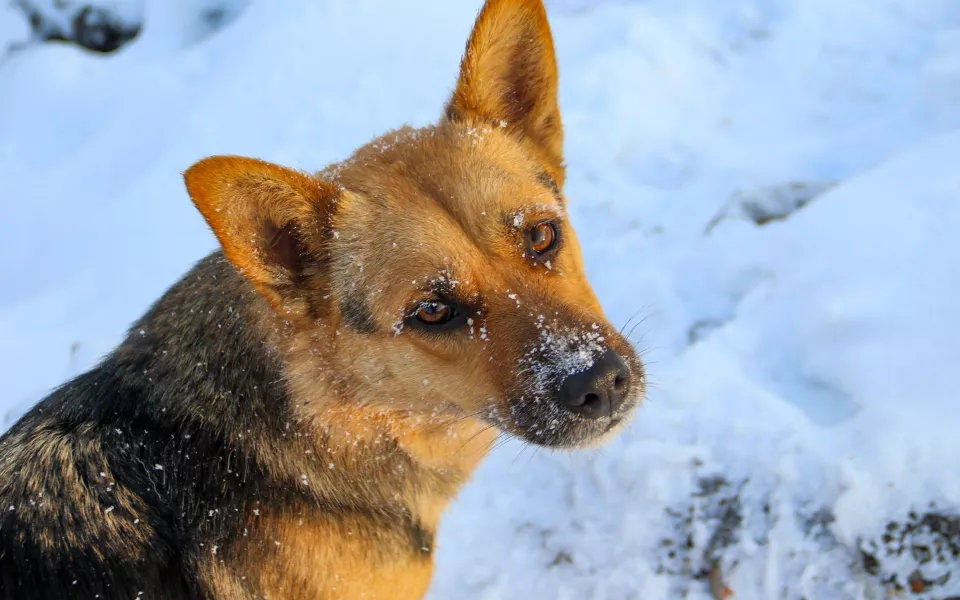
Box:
557;351;630;419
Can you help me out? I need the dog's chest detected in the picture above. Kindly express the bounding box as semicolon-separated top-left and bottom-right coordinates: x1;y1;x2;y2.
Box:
201;505;436;599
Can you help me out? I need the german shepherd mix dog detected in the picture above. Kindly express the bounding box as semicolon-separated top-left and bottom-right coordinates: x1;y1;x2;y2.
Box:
0;0;644;598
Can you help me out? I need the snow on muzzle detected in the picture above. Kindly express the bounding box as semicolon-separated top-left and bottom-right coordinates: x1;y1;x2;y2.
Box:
496;317;642;448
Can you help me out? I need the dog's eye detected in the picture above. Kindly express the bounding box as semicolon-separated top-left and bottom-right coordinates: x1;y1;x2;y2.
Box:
529;221;557;254
416;301;453;325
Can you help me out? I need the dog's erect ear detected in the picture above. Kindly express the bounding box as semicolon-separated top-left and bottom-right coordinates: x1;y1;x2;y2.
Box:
447;0;564;175
184;156;339;309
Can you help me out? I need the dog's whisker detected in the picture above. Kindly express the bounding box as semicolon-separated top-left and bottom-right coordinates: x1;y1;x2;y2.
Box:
525;445;542;468
457;423;499;454
618;307;645;335
490;435;516;453
509;443;531;470
625;314;653;342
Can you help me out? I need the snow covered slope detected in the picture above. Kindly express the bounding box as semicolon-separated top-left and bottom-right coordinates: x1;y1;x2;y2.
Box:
2;1;960;598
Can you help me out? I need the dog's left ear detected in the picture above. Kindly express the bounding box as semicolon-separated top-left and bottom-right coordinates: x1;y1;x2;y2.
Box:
447;0;564;177
184;156;340;312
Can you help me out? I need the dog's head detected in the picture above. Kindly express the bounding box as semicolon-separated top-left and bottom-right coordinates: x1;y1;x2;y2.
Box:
184;0;644;449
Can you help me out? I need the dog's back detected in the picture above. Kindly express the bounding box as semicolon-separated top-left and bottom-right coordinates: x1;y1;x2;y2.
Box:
0;256;290;599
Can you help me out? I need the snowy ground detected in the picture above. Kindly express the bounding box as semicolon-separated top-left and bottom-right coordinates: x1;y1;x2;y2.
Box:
2;1;960;598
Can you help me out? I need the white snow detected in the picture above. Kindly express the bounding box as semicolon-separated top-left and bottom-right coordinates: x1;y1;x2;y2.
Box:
2;0;960;597
0;5;29;53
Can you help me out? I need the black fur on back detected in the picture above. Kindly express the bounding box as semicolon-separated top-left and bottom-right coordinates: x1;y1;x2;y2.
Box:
0;253;304;599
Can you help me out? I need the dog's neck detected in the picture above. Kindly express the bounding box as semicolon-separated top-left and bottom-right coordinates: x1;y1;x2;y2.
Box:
266;301;497;532
207;251;498;528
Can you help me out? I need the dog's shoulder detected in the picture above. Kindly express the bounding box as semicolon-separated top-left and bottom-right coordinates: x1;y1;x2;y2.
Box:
0;252;280;599
0;381;197;599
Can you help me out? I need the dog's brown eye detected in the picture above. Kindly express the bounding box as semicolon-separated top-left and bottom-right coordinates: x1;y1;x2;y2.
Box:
530;222;557;254
416;301;452;324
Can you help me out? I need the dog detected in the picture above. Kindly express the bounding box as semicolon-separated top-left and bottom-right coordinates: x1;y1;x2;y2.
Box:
0;0;645;597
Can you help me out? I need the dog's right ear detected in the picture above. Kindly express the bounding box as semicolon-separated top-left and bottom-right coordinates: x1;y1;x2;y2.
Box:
184;156;339;310
447;0;564;177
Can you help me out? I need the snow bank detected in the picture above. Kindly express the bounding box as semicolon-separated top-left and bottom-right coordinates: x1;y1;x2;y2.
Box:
0;5;29;54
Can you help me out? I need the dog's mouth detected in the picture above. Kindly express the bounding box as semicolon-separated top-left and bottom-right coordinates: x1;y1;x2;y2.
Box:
486;386;642;450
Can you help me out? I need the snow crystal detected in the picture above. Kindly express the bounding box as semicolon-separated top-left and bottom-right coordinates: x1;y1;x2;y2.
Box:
514;322;608;404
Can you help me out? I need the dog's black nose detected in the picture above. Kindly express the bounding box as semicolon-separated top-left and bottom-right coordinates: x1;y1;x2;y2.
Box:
557;351;630;419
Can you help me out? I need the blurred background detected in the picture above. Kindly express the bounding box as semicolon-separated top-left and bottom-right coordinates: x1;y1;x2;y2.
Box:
2;1;960;598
